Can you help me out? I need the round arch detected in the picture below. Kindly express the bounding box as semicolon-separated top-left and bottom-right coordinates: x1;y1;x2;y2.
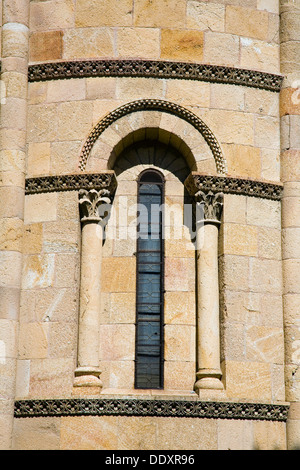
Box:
78;99;227;175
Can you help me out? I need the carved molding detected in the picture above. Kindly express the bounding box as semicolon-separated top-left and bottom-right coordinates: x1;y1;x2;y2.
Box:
14;398;289;421
25;172;117;195
28;59;283;92
185;173;283;201
78;99;227;175
25;172;283;202
79;188;112;223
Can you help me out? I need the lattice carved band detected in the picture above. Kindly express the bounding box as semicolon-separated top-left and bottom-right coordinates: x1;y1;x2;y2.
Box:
25;172;283;202
14;398;289;422
25;172;117;195
78;99;227;175
28;59;283;93
185;173;283;201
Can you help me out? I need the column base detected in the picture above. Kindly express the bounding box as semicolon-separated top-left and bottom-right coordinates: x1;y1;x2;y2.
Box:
73;366;103;389
194;368;224;394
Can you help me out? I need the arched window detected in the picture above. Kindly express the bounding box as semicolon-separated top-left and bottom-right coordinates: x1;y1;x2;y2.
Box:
135;169;165;389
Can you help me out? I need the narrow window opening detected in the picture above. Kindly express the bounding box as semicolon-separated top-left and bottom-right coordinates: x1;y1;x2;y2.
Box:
135;169;164;389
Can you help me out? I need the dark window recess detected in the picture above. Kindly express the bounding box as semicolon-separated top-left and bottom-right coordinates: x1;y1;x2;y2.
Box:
135;170;164;389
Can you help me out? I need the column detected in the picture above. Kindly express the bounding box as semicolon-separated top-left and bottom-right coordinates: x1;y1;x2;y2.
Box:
0;0;29;449
194;190;224;394
280;0;300;450
74;188;112;389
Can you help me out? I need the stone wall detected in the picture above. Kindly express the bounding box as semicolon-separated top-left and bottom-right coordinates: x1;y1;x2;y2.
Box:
0;0;299;450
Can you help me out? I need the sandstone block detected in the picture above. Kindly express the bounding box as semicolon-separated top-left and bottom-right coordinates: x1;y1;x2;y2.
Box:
240;38;279;73
24;193;57;224
1;71;27;100
258;227;281;260
76;0;132;27
246;198;281;228
281;150;300;182
0;218;23;252
28;82;47;105
101;257;136;293
57;101;93;141
12;416;61;450
261;148;280;182
164;324;195;361
166;80;210;108
29;31;62;62
27;142;51;177
280;87;300;117
222;194;247;224
116;77;165;101
225;360;272;400
163;361;195;391
27;103;58;142
109;292;136;324
221;223;258;257
225;5;269;40
210;84;244;111
161;29;204;62
257;0;279;14
254;116;280;149
47;79;86;103
187;1;225;31
29;357;75;397
117;27;160;59
134;0;186;28
23;223;43;255
18;322;49;359
246;325;284;363
50;140;82;174
60;415;119;450
99;324;135;361
219;254;249;291
0;186;24;219
63;28;114;59
164;258;195;292
0;251;22;288
223;144;261;178
164;291;196;325
2;24;29;59
86;77;116;101
54;253;79;288
203;32;239;66
30;0;74;31
249;258;282;294
22;254;55;289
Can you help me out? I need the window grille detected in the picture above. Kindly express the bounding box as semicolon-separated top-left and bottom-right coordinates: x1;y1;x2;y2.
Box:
135;169;164;389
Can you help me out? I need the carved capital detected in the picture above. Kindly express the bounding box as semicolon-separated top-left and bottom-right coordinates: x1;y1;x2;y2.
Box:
195;190;224;224
79;188;112;224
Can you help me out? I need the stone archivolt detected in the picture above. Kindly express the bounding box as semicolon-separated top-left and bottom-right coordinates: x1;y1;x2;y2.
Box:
78;99;227;175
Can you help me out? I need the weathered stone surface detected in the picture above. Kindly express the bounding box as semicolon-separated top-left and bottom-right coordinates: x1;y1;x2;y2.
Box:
29;31;62;62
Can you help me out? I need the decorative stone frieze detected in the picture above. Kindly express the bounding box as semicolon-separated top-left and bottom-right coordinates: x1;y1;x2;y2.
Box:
14;398;289;422
28;59;283;92
185;173;283;201
25;172;117;195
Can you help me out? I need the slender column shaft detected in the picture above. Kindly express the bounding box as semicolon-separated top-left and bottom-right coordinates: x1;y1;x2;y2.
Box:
194;191;224;393
74;189;111;389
